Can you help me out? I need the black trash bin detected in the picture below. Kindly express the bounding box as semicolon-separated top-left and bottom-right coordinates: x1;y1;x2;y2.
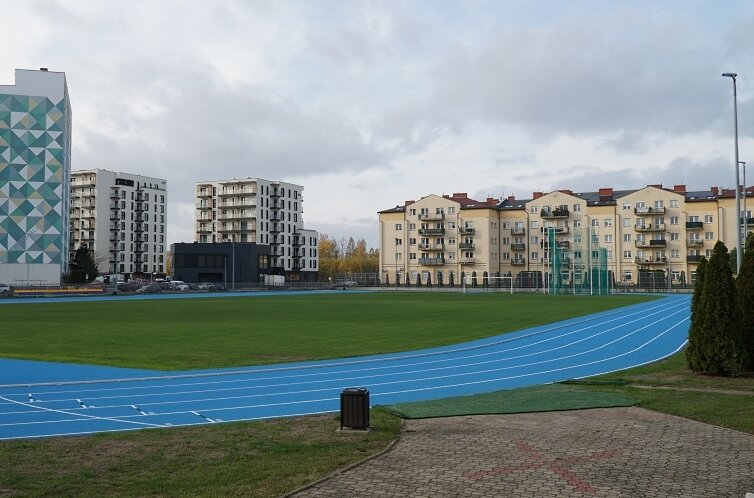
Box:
340;387;370;430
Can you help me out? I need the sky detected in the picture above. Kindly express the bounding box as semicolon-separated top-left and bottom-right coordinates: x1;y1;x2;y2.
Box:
3;0;754;248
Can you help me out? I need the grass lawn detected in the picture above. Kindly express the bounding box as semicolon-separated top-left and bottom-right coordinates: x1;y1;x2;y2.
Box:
574;352;754;434
0;409;402;498
0;292;654;370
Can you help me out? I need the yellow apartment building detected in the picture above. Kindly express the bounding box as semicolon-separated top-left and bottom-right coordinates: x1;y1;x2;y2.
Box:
378;184;753;287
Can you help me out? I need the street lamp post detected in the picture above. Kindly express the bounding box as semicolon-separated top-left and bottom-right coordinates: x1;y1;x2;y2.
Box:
723;72;743;272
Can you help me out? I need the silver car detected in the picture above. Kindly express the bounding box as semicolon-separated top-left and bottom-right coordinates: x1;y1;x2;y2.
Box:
0;283;11;294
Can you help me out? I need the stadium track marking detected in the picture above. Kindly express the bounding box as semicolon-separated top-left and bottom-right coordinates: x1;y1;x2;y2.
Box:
0;294;690;439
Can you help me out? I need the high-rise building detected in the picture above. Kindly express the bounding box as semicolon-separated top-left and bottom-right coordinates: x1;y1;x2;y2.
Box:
379;184;753;288
0;68;72;286
195;178;318;278
70;169;167;278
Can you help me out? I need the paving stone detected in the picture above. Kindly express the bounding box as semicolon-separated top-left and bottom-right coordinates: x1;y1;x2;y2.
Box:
290;407;754;497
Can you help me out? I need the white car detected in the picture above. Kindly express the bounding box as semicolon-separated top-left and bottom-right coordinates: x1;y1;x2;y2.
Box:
0;283;11;294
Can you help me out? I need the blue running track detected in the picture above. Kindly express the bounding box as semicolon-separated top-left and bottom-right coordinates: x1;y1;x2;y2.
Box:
0;294;690;440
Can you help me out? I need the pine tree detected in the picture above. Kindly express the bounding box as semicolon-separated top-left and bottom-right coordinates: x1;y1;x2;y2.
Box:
697;241;746;376
685;257;707;372
67;245;100;284
735;232;754;370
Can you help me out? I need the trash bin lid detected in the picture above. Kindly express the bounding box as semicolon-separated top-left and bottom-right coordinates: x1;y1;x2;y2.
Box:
342;387;369;394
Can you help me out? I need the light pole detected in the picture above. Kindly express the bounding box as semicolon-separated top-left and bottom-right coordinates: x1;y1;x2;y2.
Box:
722;72;742;272
741;161;747;252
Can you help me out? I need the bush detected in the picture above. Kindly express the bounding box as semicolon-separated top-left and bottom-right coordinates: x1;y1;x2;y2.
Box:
736;232;754;370
685;257;707;372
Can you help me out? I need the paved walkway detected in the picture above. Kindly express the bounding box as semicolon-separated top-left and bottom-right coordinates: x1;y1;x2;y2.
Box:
292;407;754;497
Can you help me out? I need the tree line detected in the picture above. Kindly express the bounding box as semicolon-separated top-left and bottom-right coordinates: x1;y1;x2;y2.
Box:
686;232;754;376
317;234;379;281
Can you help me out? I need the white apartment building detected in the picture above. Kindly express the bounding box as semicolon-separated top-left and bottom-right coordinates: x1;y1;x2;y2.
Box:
195;178;317;274
70;170;167;277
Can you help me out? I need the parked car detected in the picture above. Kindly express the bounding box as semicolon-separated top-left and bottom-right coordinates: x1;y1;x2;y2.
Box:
336;280;359;288
136;284;161;294
198;283;215;291
0;283;11;294
186;283;200;291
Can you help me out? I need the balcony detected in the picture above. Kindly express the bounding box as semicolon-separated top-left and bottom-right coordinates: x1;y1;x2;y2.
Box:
458;242;474;250
685;221;704;230
196;227;212;233
270;226;283;234
634;256;668;265
197;190;213;198
418;257;445;266
458;227;475;235
419;228;445;236
110;192;121;199
270;215;283;222
270;190;283;198
540;208;570;219
686;239;704;247
511;227;526;235
635;223;666;232
109;203;120;210
687;255;703;262
219;188;255;197
511;258;526;266
292;237;304;247
270;236;284;245
220;200;256;208
459;257;475;265
511;243;526;251
196;203;211;210
418;213;445;221
270;201;283;210
542;240;570;249
634;206;666;215
541;226;569;235
109;224;119;231
419;243;445;251
634;239;667;248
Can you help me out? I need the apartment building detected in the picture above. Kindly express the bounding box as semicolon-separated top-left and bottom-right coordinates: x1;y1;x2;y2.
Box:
70;170;167;277
0;68;72;286
195;178;318;278
379;184;753;287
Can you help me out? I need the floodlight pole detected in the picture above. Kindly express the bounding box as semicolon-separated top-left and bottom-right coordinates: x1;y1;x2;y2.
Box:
723;73;742;272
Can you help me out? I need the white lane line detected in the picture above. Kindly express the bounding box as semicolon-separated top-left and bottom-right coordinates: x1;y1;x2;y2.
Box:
0;307;688;418
2;316;688;426
0;296;686;390
0;396;165;428
4;299;689;403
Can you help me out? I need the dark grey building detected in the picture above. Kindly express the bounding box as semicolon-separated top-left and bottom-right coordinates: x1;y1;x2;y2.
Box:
171;242;272;285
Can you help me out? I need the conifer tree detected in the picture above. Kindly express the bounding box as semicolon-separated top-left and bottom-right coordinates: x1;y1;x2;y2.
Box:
685;256;707;371
697;241;746;376
735;232;754;370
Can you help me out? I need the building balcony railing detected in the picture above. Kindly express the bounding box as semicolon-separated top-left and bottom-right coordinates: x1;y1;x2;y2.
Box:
270;190;283;198
634;256;668;265
270;227;283;233
269;215;283;222
110;192;120;199
109;235;119;242
458;227;475;235
459;257;475;265
687;255;703;262
270;237;284;245
540;208;570;219
292;238;304;247
196;227;212;233
511;243;526;251
511;258;526;266
541;226;569;234
109;204;120;210
511;227;526;235
419;228;445;236
196;203;211;209
418;213;445;221
80;192;95;198
685;221;704;230
458;242;474;250
541;240;570;249
220;200;256;208
218;188;255;197
686;239;704;247
635;223;666;232
635;240;667;248
73;180;96;187
109;224;119;231
218;225;246;232
745;217;754;226
418;257;445;266
419;243;445;251
634;206;666;215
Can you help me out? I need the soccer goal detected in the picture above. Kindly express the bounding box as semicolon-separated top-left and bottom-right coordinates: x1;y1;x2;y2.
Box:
462;275;514;294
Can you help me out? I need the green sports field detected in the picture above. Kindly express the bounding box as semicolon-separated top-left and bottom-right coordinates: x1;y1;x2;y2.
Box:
0;292;655;370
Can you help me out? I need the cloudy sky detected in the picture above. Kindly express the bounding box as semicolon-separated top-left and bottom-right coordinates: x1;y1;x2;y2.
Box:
4;0;754;247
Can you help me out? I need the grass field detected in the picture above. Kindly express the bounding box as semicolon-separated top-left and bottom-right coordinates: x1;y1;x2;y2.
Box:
0;292;655;370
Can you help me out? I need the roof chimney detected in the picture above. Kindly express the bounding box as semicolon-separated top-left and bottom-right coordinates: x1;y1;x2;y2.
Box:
532;191;543;199
711;186;719;196
559;189;573;196
486;197;497;206
39;67;48;71
648;184;663;189
453;192;468;198
673;184;686;194
507;195;516;202
598;187;613;198
404;200;414;206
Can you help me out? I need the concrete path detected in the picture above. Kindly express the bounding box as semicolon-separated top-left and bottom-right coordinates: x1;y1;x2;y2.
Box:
292;407;754;497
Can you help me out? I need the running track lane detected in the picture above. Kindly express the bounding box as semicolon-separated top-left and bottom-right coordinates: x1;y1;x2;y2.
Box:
0;294;690;440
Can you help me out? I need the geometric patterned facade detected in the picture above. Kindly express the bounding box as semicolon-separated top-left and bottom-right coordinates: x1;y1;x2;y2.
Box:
0;69;71;284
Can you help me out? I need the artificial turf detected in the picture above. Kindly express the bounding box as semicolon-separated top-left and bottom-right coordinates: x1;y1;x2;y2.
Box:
0;292;655;370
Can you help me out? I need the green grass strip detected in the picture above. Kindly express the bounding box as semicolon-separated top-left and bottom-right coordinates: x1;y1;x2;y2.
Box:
381;384;637;419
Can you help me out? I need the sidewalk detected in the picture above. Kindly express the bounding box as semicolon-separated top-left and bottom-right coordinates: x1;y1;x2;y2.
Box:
291;407;754;497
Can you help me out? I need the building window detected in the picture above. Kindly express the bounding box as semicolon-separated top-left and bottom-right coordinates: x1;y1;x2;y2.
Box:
624;270;632;281
704;215;713;223
396;253;402;261
395;223;402;230
395;238;403;245
671;249;680;258
670;233;679;241
623;218;631;227
448;207;456;214
409;223;416;230
605;234;613;243
573;204;581;212
623;250;632;258
591;219;599;227
705;232;714;240
530;206;538;214
409;208;416;216
623;234;631;242
409;253;416;260
530;221;539;229
670;216;679;225
604;219;612;227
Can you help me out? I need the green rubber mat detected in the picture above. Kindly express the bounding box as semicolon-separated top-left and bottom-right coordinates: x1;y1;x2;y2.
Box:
381;384;637;419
